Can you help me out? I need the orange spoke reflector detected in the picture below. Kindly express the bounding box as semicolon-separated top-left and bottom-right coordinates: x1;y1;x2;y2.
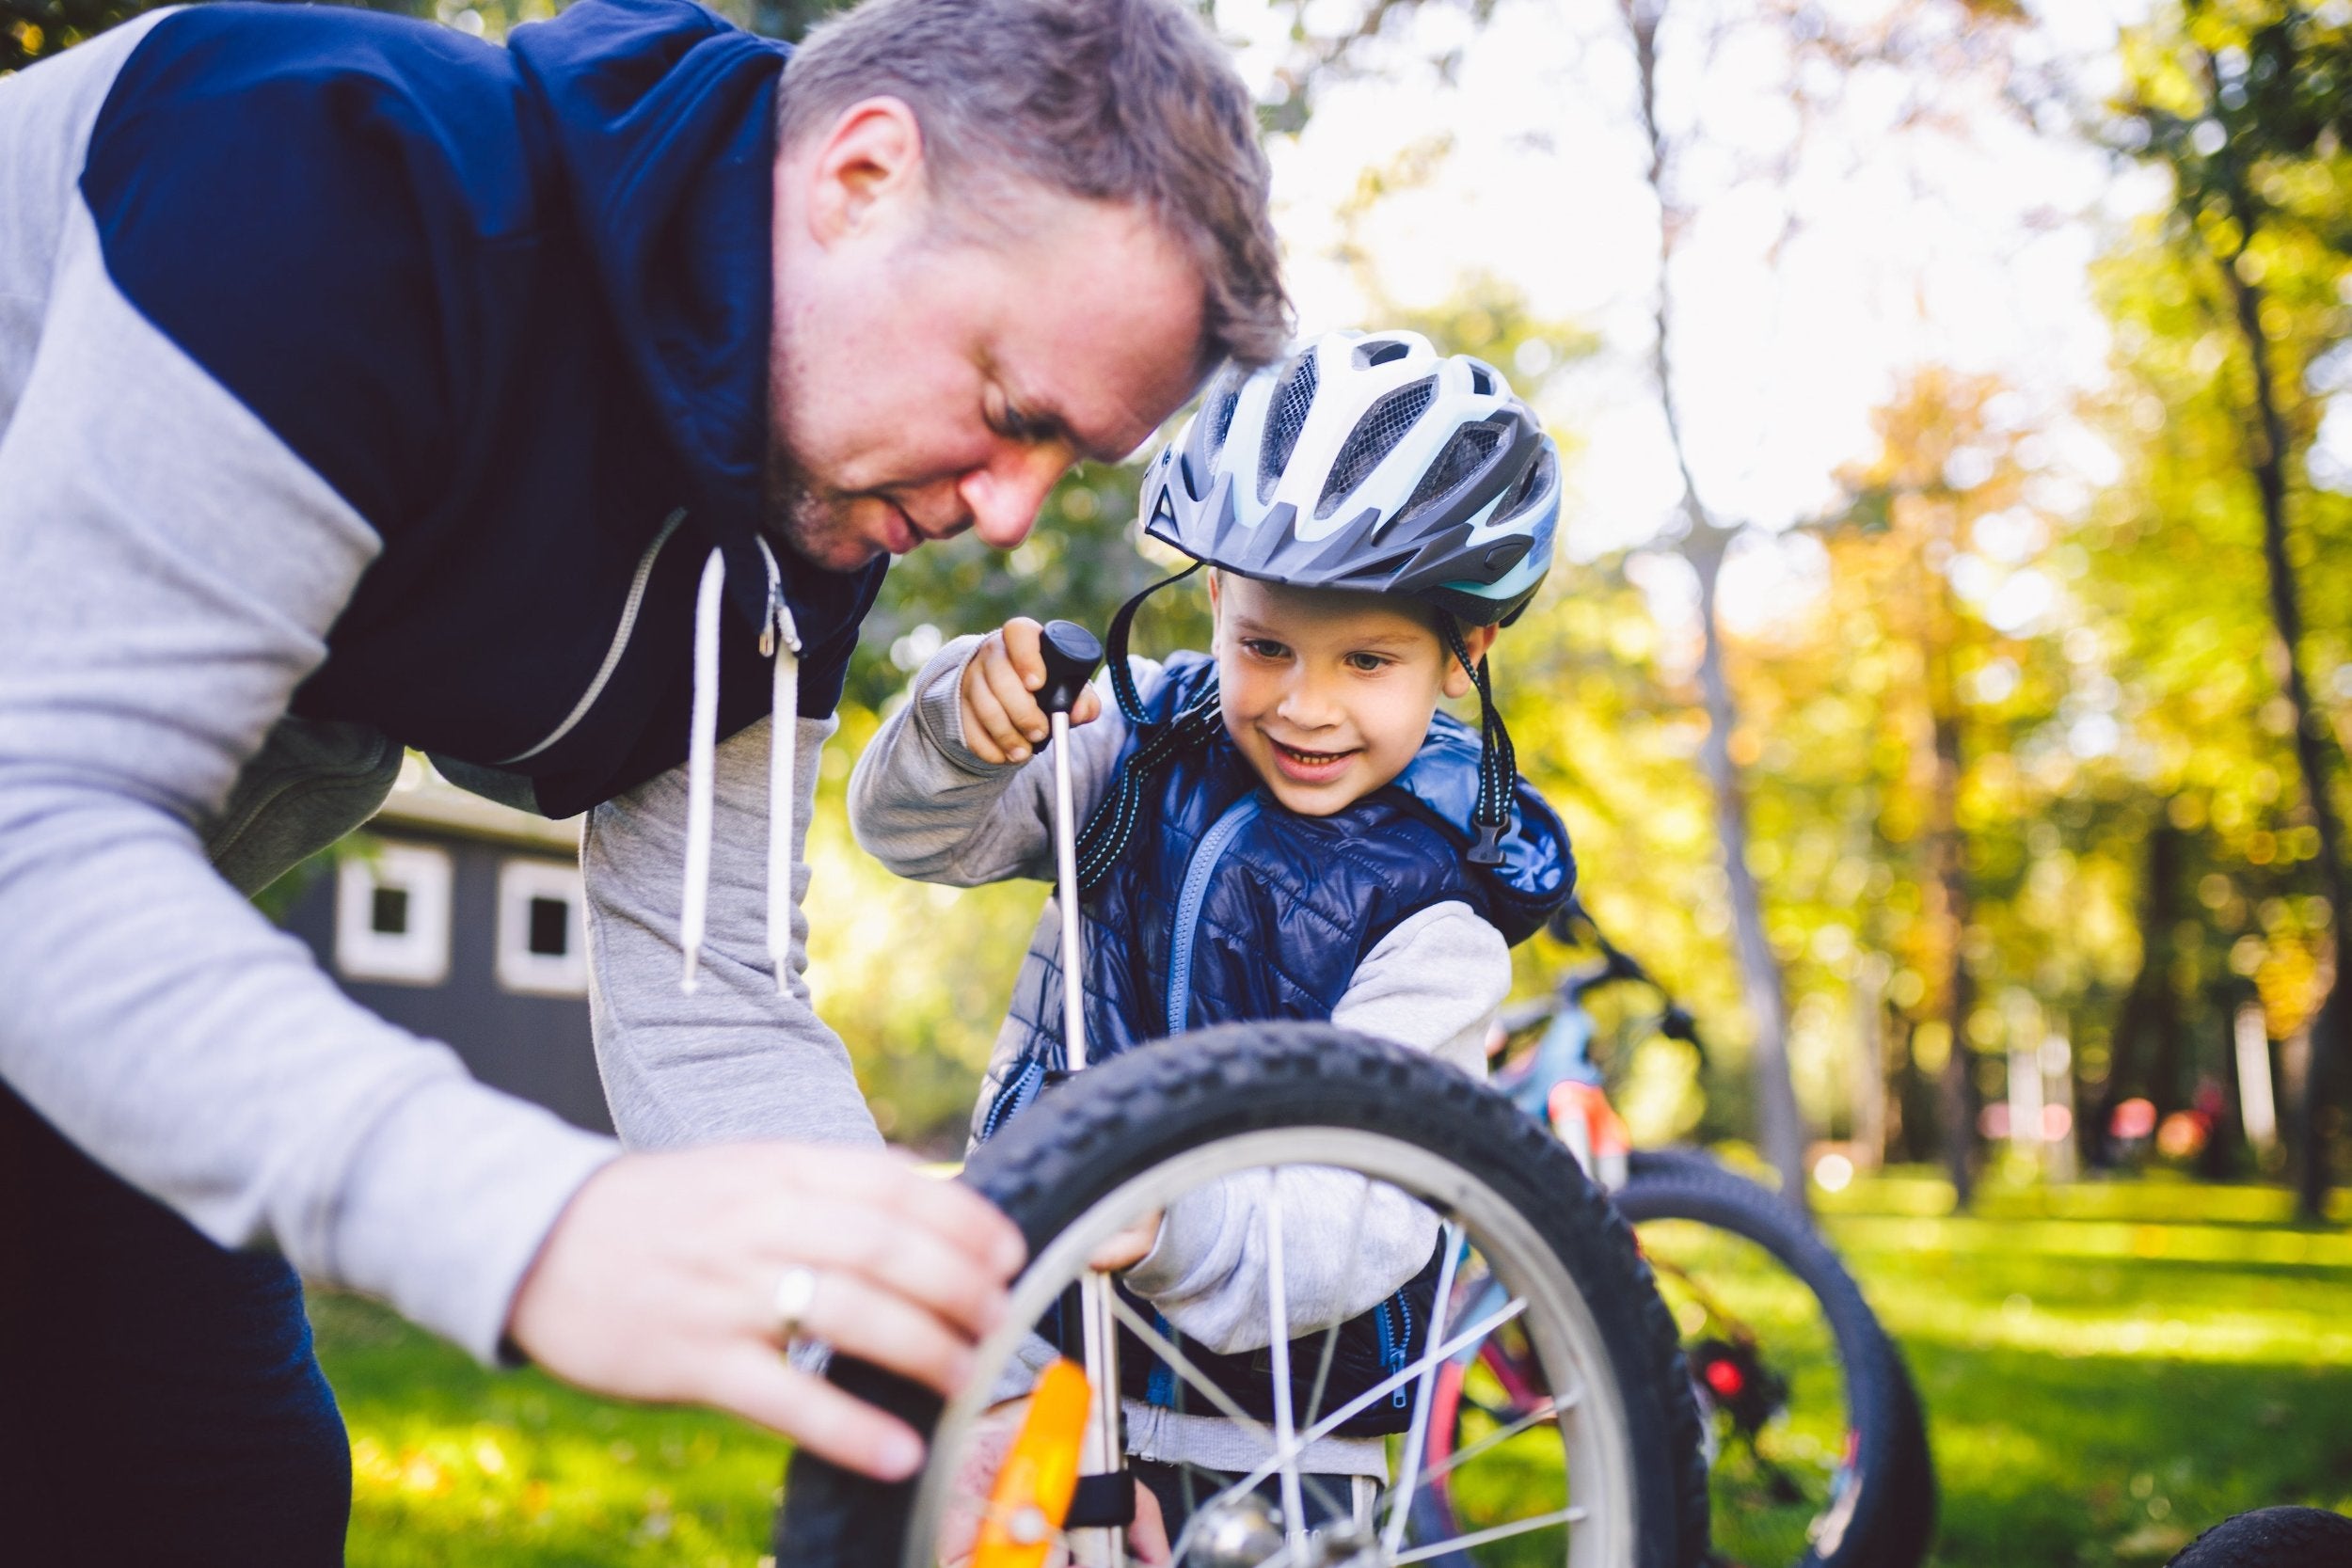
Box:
972;1358;1090;1568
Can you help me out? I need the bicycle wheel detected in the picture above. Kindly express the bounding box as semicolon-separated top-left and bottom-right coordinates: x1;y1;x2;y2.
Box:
1417;1150;1930;1568
1614;1150;1931;1568
775;1022;1710;1568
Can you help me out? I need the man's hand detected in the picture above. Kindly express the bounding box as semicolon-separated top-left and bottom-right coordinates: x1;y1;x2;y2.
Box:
505;1143;1026;1481
960;616;1105;765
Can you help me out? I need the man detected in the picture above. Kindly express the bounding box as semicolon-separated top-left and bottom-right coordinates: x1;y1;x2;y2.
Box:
0;0;1287;1557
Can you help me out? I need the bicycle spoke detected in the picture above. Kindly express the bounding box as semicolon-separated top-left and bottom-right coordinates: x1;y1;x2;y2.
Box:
1102;1291;1351;1560
1388;1504;1586;1565
1380;1219;1462;1556
1299;1171;1377;1434
1211;1293;1530;1506
1409;1396;1564;1496
1261;1195;1312;1557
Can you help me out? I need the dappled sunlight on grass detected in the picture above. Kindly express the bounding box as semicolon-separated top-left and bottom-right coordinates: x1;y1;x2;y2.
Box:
1813;1186;2352;1566
310;1291;786;1567
310;1176;2352;1567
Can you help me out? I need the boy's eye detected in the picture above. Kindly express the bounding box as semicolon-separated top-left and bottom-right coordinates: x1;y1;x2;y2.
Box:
1344;652;1394;673
1240;638;1290;661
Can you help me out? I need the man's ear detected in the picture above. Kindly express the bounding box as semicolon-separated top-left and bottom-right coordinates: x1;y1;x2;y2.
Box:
799;97;927;250
1442;623;1498;699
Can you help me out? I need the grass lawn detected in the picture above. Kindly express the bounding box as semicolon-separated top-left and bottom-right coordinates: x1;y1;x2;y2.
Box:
315;1174;2352;1566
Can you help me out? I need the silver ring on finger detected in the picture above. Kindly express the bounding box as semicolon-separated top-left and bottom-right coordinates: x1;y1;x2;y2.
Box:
771;1263;820;1346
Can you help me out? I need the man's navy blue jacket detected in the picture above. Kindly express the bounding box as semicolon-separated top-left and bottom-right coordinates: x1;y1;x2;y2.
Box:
0;0;898;1361
83;0;880;816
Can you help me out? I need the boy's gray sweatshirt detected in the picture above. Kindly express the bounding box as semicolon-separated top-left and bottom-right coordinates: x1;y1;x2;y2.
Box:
850;637;1511;1474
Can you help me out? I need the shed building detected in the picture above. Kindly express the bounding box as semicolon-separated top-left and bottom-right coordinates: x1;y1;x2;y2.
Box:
277;768;609;1134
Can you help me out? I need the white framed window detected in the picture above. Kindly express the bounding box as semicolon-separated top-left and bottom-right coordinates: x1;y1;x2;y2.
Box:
496;858;589;997
335;843;453;986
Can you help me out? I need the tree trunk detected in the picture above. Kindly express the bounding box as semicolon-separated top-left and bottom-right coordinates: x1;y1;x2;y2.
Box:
1690;531;1812;1210
1893;1017;1938;1164
2097;819;2185;1166
1919;562;1977;1206
1622;0;1809;1212
2217;235;2350;1221
1851;958;1891;1169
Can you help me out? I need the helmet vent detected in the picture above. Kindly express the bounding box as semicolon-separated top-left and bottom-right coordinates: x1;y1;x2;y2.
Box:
1499;441;1555;518
1401;420;1504;521
1204;386;1241;470
1315;377;1437;519
1257;352;1320;502
1470;365;1495;395
1356;339;1411;368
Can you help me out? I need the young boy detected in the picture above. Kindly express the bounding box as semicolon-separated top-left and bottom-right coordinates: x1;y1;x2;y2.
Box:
850;329;1573;1541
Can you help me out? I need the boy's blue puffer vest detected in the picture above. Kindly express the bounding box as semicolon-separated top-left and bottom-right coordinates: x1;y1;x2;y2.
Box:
980;652;1574;1437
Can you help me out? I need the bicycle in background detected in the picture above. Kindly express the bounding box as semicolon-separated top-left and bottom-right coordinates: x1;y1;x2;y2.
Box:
1414;900;1937;1568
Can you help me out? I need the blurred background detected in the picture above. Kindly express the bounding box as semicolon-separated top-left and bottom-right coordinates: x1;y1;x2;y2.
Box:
8;0;2349;1561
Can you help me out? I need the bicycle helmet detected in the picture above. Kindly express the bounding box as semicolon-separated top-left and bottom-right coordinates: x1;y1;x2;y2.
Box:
1081;332;1558;869
1136;328;1559;626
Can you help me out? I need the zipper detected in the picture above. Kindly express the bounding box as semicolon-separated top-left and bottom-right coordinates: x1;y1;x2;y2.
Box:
1390;1290;1413;1406
1147;1309;1178;1407
1165;793;1263;1037
500;508;688;765
1375;1296;1408;1407
978;1058;1048;1142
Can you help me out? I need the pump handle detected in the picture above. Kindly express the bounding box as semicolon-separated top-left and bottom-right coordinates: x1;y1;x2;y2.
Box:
1036;620;1104;718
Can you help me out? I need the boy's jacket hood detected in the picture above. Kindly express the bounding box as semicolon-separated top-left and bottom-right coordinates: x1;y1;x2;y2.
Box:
1390;706;1577;946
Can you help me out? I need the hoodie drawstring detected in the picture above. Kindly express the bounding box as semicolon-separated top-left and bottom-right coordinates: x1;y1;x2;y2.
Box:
757;538;802;994
679;542;801;994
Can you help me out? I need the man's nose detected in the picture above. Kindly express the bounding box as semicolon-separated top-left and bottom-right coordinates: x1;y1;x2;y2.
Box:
960;443;1073;549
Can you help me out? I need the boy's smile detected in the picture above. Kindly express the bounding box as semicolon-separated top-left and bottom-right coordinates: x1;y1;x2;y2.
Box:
1210;573;1494;816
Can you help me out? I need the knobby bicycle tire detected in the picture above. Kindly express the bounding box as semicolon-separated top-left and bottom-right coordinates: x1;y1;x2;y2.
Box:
1612;1149;1934;1568
773;1023;1712;1568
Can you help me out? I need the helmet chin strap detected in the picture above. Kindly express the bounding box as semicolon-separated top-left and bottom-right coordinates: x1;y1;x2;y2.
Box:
1441;617;1517;866
1071;562;1224;895
1073;565;1520;879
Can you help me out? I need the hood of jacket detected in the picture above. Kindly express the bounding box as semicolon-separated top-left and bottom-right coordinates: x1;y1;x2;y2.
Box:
1391;708;1577;945
507;0;830;635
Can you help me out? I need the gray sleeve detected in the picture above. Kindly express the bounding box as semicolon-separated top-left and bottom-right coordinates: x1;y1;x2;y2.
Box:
0;214;614;1363
1121;903;1509;1353
583;714;882;1151
847;636;1138;887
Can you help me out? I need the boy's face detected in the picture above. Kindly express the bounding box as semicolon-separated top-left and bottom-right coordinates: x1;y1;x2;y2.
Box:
1209;574;1492;817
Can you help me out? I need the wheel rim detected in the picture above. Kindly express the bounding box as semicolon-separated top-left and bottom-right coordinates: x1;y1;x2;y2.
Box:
906;1127;1644;1568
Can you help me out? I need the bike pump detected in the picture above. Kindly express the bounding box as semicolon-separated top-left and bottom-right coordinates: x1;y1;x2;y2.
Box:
1034;620;1125;1568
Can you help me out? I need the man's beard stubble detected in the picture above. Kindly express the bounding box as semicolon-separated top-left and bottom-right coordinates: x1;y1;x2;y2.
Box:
760;441;882;576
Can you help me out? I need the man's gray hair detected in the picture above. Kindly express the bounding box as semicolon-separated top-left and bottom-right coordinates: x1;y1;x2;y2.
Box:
779;0;1290;371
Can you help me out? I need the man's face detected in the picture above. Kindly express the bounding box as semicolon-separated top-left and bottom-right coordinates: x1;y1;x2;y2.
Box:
768;115;1209;573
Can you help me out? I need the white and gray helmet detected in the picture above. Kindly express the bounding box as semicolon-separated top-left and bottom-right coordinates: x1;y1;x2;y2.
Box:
1138;329;1559;626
